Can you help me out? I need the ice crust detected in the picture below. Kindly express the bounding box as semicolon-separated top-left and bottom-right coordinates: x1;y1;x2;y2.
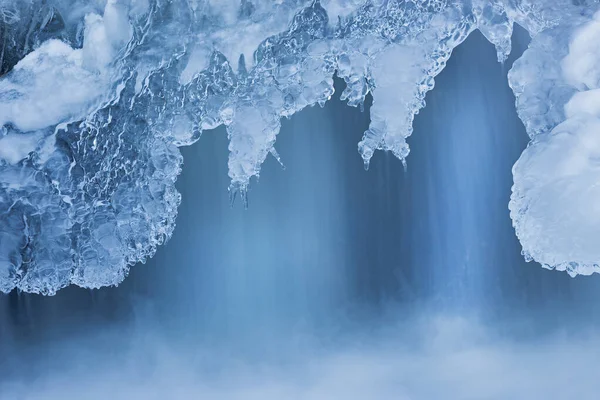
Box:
0;0;599;293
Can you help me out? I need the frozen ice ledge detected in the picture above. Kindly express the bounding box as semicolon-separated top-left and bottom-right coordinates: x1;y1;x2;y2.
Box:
0;0;599;294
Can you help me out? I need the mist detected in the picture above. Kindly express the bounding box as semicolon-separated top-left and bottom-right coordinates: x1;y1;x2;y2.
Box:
3;314;600;400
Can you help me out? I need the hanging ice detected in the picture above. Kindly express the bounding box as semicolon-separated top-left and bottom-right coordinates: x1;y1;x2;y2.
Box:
1;0;599;294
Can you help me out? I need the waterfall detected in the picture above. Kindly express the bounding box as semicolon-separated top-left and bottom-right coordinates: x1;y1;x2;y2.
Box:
2;26;600;399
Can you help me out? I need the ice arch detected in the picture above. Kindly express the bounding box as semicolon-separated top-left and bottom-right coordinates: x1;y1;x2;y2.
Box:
0;0;599;294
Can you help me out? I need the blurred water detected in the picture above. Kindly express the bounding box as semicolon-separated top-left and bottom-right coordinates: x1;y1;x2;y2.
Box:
2;27;600;397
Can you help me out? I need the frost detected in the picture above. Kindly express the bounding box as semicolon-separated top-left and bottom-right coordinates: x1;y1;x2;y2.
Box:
1;0;600;294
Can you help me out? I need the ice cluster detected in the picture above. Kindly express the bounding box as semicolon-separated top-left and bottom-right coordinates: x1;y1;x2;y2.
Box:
509;6;600;277
0;0;599;294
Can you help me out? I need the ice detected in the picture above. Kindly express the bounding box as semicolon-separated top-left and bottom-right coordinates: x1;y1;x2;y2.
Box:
510;9;600;276
0;0;181;294
83;0;133;71
356;3;473;167
510;115;600;276
0;0;134;133
321;0;366;23
1;0;600;294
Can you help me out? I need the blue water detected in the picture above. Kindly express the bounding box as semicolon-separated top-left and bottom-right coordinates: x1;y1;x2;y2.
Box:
2;27;600;398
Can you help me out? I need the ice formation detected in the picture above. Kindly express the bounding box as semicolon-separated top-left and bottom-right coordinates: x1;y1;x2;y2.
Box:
0;0;599;294
509;7;600;277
